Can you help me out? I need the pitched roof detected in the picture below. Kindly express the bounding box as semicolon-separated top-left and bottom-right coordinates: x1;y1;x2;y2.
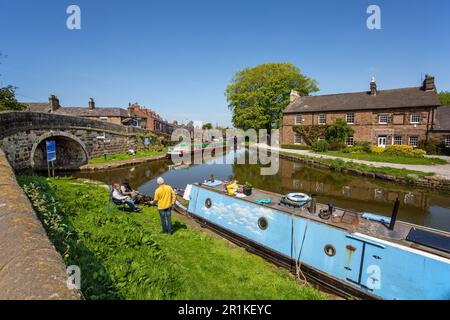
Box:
433;106;450;131
25;103;52;113
284;87;440;114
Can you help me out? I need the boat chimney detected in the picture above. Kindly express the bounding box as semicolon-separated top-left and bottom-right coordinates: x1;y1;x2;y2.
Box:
388;198;401;230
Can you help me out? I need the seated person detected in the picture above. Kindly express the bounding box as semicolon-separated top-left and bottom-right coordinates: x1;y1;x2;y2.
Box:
112;183;141;212
121;180;153;205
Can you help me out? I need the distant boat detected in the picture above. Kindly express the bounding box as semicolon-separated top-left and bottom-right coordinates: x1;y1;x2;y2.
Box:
168;140;230;157
175;182;450;300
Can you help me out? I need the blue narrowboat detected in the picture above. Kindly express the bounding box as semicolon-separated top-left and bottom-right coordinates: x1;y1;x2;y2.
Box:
176;182;450;300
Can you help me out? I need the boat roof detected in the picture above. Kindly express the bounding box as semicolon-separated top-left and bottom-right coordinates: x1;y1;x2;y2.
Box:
195;183;450;260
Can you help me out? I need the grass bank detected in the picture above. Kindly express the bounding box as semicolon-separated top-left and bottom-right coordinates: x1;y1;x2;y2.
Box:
316;151;447;165
18;176;324;300
280;152;434;179
89;147;167;164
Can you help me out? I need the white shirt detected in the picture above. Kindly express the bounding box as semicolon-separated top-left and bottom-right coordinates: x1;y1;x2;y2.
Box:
112;189;128;201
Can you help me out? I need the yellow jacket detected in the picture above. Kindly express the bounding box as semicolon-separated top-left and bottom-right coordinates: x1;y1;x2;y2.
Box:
154;185;176;210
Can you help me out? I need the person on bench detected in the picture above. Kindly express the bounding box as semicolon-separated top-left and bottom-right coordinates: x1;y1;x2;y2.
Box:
112;183;141;212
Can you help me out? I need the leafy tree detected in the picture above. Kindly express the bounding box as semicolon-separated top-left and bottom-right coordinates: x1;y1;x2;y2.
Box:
225;63;318;131
325;119;354;143
439;91;450;106
0;85;27;111
202;123;213;130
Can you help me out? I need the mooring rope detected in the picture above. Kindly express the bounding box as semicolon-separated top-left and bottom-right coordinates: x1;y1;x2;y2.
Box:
292;214;309;286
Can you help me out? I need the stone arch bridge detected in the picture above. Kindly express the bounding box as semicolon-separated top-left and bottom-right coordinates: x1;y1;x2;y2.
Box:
0;111;145;171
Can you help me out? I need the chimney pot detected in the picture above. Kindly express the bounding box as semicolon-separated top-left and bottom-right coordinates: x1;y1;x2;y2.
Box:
290;90;301;103
89;98;95;109
49;95;60;112
370;77;377;96
423;74;436;91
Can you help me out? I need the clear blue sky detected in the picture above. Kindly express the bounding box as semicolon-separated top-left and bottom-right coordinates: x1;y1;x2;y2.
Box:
1;0;449;126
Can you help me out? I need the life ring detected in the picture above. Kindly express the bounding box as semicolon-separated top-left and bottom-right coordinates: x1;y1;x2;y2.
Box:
286;193;311;203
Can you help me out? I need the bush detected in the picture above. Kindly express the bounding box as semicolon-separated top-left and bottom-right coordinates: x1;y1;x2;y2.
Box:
312;140;330;152
418;139;439;155
281;144;311;151
370;146;385;154
384;145;426;157
328;139;346;151
354;141;372;153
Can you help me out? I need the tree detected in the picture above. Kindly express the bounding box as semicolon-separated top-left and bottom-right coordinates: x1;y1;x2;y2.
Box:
225;63;318;131
439;91;450;106
202;123;213;130
0;85;26;111
325;119;354;143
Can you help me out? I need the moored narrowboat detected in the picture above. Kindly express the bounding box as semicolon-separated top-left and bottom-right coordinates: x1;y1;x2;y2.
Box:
175;181;450;300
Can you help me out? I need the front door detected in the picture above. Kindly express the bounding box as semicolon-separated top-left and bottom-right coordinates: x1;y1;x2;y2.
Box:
378;136;387;147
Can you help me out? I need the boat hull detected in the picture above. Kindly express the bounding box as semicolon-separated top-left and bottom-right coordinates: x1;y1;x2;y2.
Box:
183;184;450;300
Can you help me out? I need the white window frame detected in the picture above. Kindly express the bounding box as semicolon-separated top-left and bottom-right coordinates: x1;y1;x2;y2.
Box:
346;136;354;146
445;136;450;148
319;113;326;125
295;114;302;125
294;133;302;145
346;112;355;124
409;136;419;147
378;114;388;124
99;116;108;122
393;136;403;145
410;113;421;124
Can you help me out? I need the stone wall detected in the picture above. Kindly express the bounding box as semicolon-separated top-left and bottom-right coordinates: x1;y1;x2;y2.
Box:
0;149;80;299
0;112;145;170
282;107;433;145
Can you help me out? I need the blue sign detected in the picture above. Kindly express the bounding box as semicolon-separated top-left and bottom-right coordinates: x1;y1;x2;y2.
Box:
46;140;56;162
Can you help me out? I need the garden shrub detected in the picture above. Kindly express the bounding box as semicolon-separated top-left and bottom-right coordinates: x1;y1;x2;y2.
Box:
312;140;330;152
354;141;372;153
370;146;385;154
328;138;346;151
384;145;426;157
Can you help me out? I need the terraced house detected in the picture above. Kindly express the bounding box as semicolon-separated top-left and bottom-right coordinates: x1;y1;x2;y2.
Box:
281;75;449;148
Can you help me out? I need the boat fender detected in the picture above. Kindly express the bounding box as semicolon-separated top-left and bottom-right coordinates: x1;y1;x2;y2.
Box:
286;193;311;203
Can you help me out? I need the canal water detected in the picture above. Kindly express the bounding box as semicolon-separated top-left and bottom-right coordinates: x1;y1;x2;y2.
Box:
69;149;450;232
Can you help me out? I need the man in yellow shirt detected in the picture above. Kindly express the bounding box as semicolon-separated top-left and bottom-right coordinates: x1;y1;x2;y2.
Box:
151;177;176;235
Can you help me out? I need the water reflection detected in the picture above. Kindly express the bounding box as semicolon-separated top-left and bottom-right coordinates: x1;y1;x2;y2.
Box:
71;149;450;232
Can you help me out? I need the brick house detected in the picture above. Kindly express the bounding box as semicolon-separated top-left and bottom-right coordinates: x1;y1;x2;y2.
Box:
128;103;175;135
431;106;450;148
281;75;445;148
25;96;146;128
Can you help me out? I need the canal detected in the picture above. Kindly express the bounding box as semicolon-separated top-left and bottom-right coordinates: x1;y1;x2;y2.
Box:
69;148;450;232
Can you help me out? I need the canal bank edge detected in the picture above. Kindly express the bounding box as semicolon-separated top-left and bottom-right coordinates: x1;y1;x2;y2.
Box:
0;149;80;300
279;153;450;192
80;153;168;171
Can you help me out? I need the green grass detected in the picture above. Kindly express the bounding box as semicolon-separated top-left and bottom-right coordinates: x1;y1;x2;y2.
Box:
89;147;167;164
18;176;324;300
281;144;312;151
316;151;447;165
280;152;434;179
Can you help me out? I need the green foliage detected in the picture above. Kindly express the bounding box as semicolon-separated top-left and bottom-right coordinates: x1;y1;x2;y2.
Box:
0;85;26;111
325;119;354;144
418;139;450;155
312;140;329;152
225;63;318;131
293;125;327;146
384;145;426;158
353;141;372;153
18;176;323;300
439;91;450;106
328;138;346;151
281;144;311;151
243;181;253;189
202;123;213;130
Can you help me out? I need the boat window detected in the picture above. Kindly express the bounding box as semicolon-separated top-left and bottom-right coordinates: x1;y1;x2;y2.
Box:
324;244;336;257
258;217;268;230
205;198;212;208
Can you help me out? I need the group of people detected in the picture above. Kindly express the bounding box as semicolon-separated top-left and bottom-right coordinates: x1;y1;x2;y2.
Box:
111;177;176;235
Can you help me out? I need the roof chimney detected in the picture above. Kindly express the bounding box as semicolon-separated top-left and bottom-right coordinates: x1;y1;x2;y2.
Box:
49;95;60;112
422;74;436;91
290;90;301;103
88;98;95;110
370;77;377;96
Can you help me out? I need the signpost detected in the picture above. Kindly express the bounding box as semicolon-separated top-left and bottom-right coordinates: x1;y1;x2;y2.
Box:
46;140;56;177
